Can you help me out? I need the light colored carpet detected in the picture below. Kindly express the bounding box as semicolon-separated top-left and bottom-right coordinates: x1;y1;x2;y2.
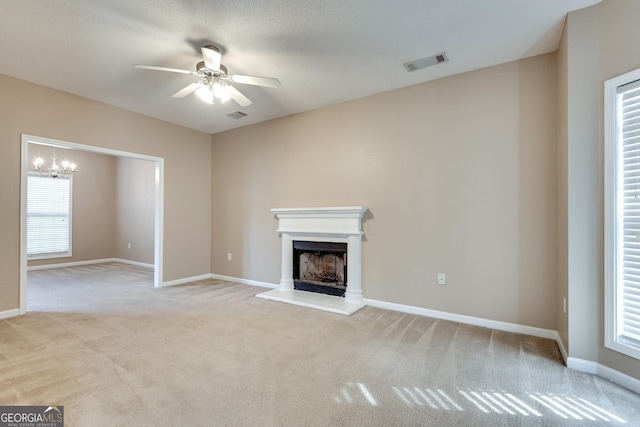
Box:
0;262;638;426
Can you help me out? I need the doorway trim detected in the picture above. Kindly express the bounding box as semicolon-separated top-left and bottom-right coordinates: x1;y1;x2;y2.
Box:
20;134;164;314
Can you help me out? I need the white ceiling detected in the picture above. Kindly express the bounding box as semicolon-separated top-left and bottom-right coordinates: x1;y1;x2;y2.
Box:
0;0;600;135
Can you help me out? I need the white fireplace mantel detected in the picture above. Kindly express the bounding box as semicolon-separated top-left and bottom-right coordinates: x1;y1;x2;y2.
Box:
256;206;368;315
272;206;367;236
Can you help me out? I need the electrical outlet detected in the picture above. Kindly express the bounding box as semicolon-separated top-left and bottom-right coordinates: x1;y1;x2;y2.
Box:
563;297;567;314
437;273;446;285
227;252;232;261
127;243;131;249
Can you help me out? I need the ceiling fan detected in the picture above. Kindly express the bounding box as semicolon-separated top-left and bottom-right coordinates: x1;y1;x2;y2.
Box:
133;45;280;107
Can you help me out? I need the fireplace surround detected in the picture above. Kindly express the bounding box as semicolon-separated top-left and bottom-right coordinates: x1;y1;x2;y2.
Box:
256;206;368;315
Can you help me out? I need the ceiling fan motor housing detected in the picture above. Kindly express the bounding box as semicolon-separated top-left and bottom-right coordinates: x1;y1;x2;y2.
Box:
197;61;227;75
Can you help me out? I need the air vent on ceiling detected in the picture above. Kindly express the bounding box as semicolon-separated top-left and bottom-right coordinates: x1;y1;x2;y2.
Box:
228;111;247;119
403;52;448;72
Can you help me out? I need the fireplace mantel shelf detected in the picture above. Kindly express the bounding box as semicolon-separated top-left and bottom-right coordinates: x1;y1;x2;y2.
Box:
256;206;368;315
270;206;367;236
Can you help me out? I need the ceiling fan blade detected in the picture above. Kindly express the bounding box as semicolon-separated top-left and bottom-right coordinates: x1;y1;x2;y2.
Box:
171;81;202;98
133;64;197;75
231;74;281;88
225;85;252;107
201;45;221;71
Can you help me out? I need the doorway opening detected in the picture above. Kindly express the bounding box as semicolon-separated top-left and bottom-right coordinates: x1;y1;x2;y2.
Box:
19;134;164;314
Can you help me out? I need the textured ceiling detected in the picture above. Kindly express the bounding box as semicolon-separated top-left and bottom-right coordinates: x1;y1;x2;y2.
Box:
0;0;600;134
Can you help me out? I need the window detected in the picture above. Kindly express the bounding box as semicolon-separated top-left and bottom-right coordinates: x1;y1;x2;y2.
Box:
27;174;72;259
605;68;640;360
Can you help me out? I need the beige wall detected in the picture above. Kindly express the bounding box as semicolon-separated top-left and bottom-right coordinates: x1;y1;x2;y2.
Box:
26;145;118;267
211;54;558;330
0;74;212;313
115;157;155;265
561;0;640;381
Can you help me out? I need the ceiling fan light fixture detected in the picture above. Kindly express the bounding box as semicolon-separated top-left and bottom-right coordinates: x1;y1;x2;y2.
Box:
195;85;214;104
212;82;231;103
135;46;279;107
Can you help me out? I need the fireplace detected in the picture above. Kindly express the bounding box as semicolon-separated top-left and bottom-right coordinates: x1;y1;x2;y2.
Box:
256;206;368;315
293;241;347;297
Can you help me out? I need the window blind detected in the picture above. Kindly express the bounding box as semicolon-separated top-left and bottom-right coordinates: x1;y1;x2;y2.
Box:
618;79;640;344
27;174;71;257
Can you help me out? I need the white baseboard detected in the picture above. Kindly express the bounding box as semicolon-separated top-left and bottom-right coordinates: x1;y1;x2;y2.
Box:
554;332;569;365
27;258;154;271
27;258;117;271
567;357;598;374
161;274;213;287
363;298;558;341
567;357;640;395
162;273;277;288
597;362;640;395
0;309;20;320
162;274;278;288
113;258;154;269
210;273;278;289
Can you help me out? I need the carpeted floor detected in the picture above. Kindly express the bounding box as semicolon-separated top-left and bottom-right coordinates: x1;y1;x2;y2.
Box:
0;262;638;426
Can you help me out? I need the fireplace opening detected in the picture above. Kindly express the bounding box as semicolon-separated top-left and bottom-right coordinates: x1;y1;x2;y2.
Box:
293;241;347;297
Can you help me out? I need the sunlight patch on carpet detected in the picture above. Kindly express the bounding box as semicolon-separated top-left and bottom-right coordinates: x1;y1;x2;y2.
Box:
332;383;627;423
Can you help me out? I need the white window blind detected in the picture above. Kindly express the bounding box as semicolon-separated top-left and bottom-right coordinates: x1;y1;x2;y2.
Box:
27;174;72;258
617;78;640;347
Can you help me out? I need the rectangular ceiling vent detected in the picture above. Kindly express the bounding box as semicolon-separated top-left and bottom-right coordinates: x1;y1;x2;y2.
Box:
228;111;247;119
403;52;448;72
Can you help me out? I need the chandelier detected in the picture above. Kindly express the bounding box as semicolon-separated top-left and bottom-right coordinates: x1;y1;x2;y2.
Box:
34;151;75;178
